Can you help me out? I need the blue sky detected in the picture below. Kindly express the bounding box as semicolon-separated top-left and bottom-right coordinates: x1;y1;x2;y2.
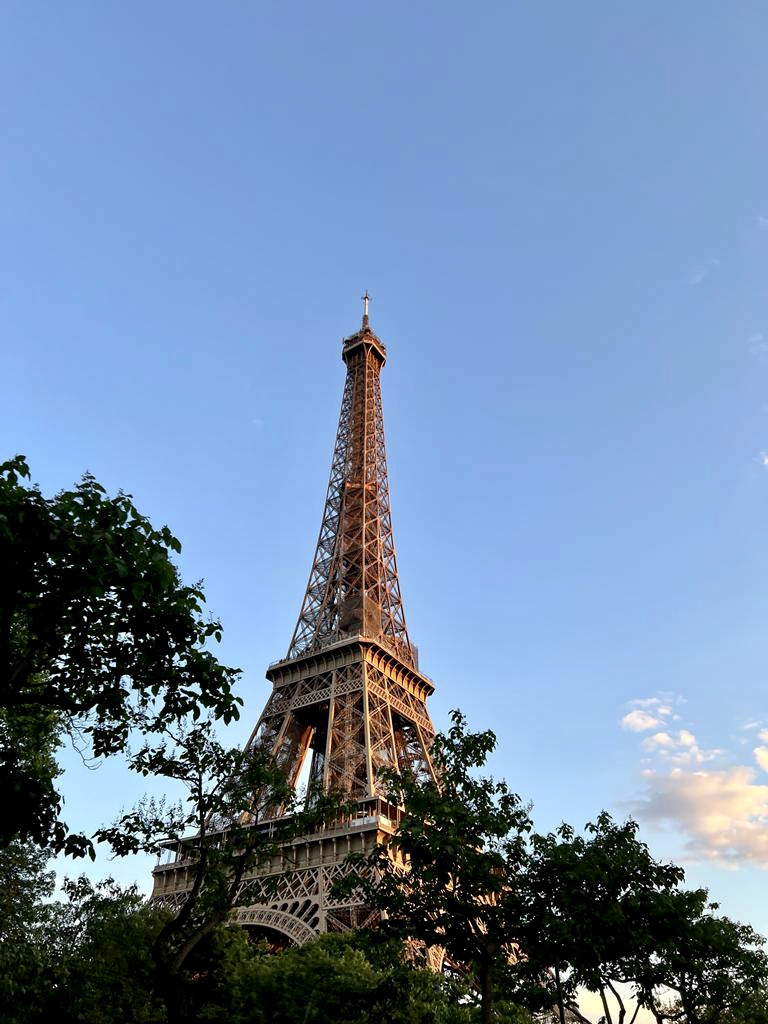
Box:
3;3;768;934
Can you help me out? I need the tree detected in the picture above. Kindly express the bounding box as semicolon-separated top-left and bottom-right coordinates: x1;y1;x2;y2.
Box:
195;929;476;1024
519;814;687;1024
714;986;768;1024
96;718;350;1023
45;875;167;1024
0;455;241;852
520;820;768;1024
635;890;768;1024
338;710;534;1024
340;712;768;1024
0;839;60;1022
0;849;475;1024
0;846;168;1024
0;703;62;855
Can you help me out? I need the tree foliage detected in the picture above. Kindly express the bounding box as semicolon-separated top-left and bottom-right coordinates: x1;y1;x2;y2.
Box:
0;846;167;1024
0;840;60;1020
0;852;474;1024
341;711;768;1024
0;703;63;853
48;875;167;1024
197;929;474;1024
95;717;351;1022
519;821;768;1024
0;455;241;852
519;814;686;1024
635;889;768;1024
339;710;534;1024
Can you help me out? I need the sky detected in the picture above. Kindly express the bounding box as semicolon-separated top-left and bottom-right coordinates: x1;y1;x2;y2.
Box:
2;2;768;937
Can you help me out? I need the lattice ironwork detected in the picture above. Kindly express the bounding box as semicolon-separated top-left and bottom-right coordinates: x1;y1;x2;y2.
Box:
288;315;413;667
152;303;440;947
244;305;437;807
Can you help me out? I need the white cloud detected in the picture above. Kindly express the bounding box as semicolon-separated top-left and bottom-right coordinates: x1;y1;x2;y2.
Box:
621;695;682;733
643;731;674;749
629;695;684;709
641;728;718;766
630;765;768;868
758;215;768;230
624;701;768;868
622;709;663;732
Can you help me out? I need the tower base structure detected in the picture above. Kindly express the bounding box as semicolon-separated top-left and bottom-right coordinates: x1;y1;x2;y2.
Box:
151;800;399;947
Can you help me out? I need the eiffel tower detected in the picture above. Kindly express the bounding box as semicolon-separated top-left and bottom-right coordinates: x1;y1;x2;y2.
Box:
152;297;438;945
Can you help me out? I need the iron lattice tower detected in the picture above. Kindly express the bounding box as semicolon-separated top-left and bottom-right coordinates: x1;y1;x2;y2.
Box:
152;300;438;944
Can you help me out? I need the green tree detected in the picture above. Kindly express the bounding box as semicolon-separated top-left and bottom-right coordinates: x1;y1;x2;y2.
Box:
0;840;60;1022
0;848;167;1024
522;820;768;1024
1;854;476;1024
519;814;686;1024
47;875;168;1024
196;929;476;1024
1;699;63;852
339;710;534;1024
339;712;768;1024
0;455;241;853
96;718;350;1023
714;986;768;1024
636;890;768;1024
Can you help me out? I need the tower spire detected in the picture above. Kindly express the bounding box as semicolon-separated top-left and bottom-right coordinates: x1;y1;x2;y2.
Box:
288;301;412;667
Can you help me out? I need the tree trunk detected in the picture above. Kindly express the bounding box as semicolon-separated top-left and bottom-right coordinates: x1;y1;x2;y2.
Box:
480;961;495;1024
154;963;188;1024
554;963;567;1024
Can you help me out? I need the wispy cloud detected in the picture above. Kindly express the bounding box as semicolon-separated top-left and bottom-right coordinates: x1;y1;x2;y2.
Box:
757;215;768;230
748;333;768;356
623;697;768;868
622;709;663;732
641;727;719;766
687;258;720;286
620;696;681;733
631;765;768;868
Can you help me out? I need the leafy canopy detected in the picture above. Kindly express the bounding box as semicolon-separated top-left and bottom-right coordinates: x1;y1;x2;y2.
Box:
96;716;352;1009
0;455;241;852
338;710;534;1024
341;710;768;1024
